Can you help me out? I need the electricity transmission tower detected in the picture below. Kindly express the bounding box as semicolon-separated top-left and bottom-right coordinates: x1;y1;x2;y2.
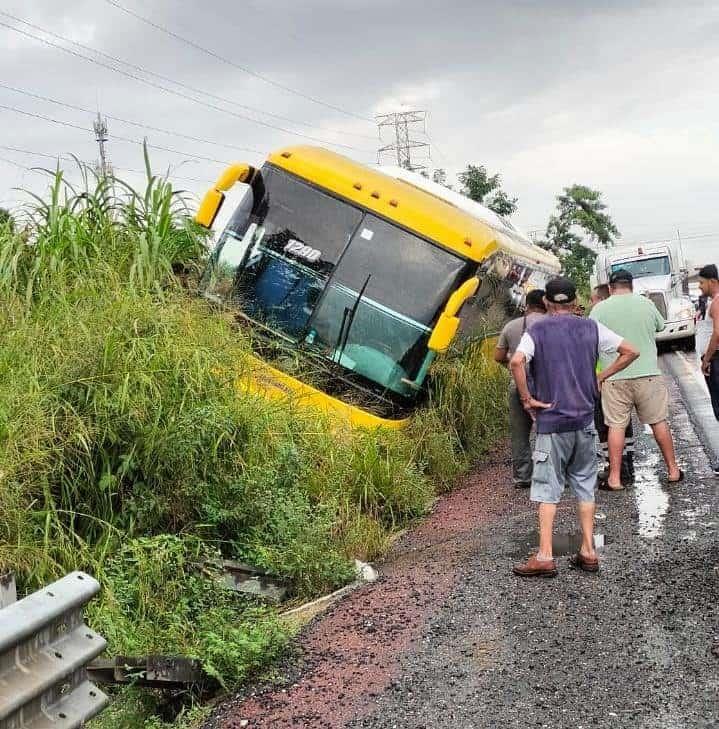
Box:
93;112;112;178
376;110;430;172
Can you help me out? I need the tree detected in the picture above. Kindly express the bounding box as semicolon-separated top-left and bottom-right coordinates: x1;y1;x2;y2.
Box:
432;168;452;189
540;184;619;292
457;164;518;217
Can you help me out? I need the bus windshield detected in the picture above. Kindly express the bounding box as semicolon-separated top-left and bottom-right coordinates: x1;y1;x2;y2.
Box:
611;255;670;278
202;165;473;399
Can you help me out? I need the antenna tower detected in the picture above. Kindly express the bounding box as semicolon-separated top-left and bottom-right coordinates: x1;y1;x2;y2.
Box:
93;112;112;177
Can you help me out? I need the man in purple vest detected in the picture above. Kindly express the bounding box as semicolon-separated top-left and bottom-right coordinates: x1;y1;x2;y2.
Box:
509;277;639;577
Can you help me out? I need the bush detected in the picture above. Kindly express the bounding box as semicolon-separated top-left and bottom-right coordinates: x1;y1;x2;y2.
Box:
0;160;508;727
411;337;509;489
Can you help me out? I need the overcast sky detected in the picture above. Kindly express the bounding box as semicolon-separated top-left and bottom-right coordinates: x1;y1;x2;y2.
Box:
1;0;717;265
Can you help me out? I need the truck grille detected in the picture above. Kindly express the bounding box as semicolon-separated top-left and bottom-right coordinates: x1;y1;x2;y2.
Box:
646;292;667;319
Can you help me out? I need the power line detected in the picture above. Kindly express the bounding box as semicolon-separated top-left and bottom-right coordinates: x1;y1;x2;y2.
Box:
0;145;214;184
0;83;263;155
0;103;231;165
100;0;373;123
88;9;374;142
423;112;449;167
0;145;217;188
629;231;719;245
113;167;212;184
0;145;65;161
0;12;374;154
0;156;32;171
0;7;374;140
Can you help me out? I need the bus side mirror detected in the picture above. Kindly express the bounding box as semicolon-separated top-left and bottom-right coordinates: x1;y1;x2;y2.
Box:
195;163;255;229
428;276;480;353
196;189;225;228
428;316;460;353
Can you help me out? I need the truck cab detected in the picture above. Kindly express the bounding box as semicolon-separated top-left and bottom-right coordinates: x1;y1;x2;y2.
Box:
592;242;695;349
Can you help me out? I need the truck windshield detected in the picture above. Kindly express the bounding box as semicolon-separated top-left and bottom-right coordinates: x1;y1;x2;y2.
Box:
202;165;473;398
611;256;670;278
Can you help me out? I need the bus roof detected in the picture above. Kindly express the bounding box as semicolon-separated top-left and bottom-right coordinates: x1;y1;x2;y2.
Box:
269;145;560;272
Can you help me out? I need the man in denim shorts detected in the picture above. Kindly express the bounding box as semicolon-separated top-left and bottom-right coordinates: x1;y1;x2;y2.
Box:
509;277;638;577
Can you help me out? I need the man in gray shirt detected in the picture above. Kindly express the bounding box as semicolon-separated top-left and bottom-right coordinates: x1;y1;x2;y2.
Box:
494;289;546;487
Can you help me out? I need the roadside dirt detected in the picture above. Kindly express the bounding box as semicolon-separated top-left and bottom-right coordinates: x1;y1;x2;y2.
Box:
208;445;529;729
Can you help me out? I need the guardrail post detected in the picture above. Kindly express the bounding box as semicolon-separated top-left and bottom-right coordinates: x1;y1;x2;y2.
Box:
0;571;109;729
0;573;16;609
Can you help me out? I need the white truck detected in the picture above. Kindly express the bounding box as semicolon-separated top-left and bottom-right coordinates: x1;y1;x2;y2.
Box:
592;242;695;350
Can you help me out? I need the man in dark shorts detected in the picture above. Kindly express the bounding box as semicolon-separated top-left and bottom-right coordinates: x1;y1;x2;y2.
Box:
510;278;638;577
698;264;719;475
494;289;546;488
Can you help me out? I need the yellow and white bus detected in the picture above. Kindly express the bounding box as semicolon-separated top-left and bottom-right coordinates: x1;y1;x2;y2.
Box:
195;145;560;428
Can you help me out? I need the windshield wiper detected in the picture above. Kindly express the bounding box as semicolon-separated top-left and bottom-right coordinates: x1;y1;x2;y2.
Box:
333;273;371;366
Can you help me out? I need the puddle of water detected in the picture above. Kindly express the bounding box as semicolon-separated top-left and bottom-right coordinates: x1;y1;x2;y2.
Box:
633;451;669;539
510;531;607;559
679;502;713;542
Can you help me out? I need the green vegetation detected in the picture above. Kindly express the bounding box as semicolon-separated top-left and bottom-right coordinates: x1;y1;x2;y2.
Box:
0;159;508;727
426;164;620;295
457;164;519;217
539;184;620;294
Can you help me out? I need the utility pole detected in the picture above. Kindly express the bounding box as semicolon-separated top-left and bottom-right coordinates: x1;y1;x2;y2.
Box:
93;112;112;178
376;110;430;173
676;228;690;294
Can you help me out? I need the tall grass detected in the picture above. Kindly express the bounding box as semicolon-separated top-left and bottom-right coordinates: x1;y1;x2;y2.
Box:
0;158;508;727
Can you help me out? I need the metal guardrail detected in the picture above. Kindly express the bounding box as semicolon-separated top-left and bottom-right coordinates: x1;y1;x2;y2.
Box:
0;571;109;729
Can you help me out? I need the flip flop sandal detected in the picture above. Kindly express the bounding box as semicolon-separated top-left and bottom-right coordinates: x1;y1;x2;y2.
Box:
598;480;625;492
667;469;685;484
569;552;599;573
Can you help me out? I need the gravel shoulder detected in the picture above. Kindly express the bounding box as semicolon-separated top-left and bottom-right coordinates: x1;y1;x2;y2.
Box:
211;369;719;729
352;373;719;729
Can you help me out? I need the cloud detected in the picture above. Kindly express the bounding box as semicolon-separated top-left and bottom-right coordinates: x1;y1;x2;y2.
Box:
0;0;718;267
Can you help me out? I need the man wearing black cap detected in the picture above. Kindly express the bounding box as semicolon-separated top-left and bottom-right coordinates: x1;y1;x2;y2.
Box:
698;265;719;473
590;268;682;489
509;277;638;577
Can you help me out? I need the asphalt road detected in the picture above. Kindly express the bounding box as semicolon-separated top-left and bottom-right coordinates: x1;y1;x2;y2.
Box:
212;356;719;729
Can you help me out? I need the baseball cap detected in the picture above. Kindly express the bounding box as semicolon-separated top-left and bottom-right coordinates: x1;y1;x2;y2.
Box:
609;268;633;285
545;277;576;304
698;264;718;280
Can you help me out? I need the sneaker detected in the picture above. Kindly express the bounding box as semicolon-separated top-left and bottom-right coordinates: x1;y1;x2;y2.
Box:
712;464;719;477
514;481;531;489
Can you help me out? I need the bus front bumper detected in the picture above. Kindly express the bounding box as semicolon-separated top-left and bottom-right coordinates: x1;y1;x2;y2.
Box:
238;354;410;430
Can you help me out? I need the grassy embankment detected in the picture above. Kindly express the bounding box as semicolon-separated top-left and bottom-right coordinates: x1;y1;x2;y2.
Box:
0;162;508;727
